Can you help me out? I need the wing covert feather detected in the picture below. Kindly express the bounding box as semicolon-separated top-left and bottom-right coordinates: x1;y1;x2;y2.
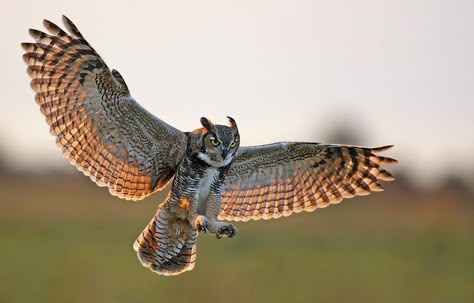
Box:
23;16;187;200
219;143;397;221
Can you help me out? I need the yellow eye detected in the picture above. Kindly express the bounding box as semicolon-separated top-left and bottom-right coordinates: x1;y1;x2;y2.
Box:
210;137;220;147
229;141;237;148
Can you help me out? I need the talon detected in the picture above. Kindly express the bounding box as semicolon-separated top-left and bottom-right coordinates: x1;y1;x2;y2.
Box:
195;216;209;233
216;226;226;238
216;224;237;239
197;223;207;233
228;228;237;238
216;226;227;239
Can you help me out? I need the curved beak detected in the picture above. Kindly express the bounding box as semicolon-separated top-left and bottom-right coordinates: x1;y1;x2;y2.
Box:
221;148;229;159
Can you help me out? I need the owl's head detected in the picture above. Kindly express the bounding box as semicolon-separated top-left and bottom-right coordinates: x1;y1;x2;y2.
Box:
191;116;240;168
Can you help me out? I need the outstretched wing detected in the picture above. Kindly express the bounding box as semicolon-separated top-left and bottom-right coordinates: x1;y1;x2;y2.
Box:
219;143;397;221
22;16;187;201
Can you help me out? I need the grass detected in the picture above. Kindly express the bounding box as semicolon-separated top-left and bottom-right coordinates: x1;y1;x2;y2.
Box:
0;176;473;303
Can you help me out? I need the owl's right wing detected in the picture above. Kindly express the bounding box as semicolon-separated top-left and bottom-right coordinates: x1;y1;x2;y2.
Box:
219;142;397;221
22;16;187;201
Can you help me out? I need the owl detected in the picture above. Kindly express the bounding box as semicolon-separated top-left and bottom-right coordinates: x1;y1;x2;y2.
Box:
23;16;398;276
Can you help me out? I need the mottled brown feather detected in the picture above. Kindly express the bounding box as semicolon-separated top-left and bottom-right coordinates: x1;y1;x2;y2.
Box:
23;16;187;200
219;143;397;221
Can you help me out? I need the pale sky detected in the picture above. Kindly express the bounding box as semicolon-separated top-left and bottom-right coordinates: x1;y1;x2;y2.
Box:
1;0;473;184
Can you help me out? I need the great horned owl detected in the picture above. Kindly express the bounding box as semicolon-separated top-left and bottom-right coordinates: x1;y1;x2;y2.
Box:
22;16;398;276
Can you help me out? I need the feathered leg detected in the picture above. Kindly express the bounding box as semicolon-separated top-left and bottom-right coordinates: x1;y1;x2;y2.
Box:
205;194;237;239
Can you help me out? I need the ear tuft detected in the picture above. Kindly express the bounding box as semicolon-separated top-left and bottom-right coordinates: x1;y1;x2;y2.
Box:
227;116;238;130
200;117;214;131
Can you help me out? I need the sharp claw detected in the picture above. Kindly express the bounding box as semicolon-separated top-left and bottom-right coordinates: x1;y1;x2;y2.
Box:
228;226;237;238
196;216;209;233
215;225;237;239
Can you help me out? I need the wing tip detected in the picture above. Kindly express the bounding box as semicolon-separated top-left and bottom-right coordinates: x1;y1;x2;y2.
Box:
42;18;54;29
22;53;31;65
28;28;41;40
62;15;72;26
61;15;83;38
371;145;398;166
378;169;395;181
377;156;398;166
21;42;32;52
371;145;394;152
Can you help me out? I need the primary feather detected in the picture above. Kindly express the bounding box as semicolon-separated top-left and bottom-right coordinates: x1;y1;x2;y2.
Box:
23;16;187;201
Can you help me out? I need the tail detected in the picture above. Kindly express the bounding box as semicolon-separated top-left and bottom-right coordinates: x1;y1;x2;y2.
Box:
133;204;198;276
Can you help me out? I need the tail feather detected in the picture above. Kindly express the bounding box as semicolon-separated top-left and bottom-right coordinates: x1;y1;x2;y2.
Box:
133;204;198;276
149;231;198;275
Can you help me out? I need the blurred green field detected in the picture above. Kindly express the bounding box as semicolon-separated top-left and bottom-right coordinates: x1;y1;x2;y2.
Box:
0;175;473;303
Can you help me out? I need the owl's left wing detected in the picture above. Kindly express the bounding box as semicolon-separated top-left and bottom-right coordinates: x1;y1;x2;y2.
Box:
218;143;397;221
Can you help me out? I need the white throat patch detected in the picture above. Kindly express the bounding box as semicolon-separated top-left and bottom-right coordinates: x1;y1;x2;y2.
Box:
197;153;233;168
